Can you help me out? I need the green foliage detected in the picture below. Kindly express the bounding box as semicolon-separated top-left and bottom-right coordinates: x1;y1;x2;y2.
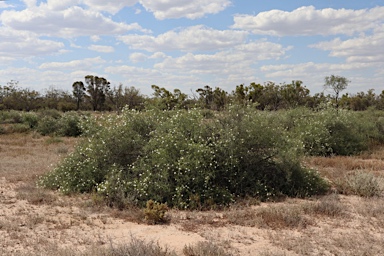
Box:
39;108;329;209
8;123;31;133
284;107;371;156
56;112;82;137
144;200;169;224
0;110;23;123
36;116;59;136
22;112;39;128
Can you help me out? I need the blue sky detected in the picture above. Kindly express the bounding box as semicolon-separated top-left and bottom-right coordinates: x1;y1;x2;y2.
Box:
1;0;384;96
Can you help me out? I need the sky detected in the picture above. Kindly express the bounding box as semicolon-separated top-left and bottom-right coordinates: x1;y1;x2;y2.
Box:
1;0;384;96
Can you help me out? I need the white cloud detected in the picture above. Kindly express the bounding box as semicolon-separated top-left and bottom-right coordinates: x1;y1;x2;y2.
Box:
261;62;373;76
0;1;13;9
23;0;37;8
83;0;138;15
39;56;106;70
129;52;148;63
139;0;231;20
261;61;384;94
118;25;248;52
104;64;203;94
232;6;384;36
0;27;64;58
88;44;115;53
149;52;167;59
1;4;145;38
23;0;138;14
155;41;289;73
90;35;101;42
310;26;384;63
0;67;67;91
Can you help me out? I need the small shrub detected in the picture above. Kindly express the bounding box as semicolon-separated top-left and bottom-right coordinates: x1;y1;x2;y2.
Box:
183;241;232;256
45;136;63;144
56;112;82;137
16;184;57;205
144;200;169;224
110;237;177;256
8;123;30;133
55;146;69;154
8;110;23;123
37;116;59;135
304;194;345;217
21;112;39;128
258;205;310;229
284;163;330;197
38;109;61;119
336;171;384;197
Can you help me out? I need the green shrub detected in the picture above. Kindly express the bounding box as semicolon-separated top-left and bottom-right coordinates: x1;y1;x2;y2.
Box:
56;112;82;137
286;107;371;156
0;110;23;123
9;123;31;133
36;116;59;135
38;109;62;119
39;108;329;209
21;112;39;128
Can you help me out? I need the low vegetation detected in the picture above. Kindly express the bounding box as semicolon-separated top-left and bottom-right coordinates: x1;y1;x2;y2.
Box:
2;75;384;254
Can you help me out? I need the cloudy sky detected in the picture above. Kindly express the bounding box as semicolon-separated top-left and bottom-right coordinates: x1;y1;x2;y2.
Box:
1;0;384;96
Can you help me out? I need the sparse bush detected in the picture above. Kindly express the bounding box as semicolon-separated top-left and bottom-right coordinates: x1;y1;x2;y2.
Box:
144;200;169;224
183;241;232;256
257;205;310;229
304;194;345;217
16;184;57;205
100;236;177;256
336;171;384;197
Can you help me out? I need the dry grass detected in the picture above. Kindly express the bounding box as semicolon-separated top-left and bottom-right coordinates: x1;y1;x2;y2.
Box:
15;183;58;205
0;133;77;183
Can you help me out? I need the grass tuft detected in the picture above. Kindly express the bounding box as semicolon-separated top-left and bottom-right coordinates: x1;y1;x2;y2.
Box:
183;241;233;256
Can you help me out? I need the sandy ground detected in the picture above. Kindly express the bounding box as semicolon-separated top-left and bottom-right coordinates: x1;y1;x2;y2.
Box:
1;133;384;255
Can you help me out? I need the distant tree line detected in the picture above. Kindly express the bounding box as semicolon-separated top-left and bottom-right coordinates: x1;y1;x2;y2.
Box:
1;75;384;112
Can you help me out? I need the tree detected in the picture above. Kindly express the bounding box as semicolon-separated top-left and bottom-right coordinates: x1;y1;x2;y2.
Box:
324;75;350;110
280;80;310;108
85;75;110;111
196;85;214;109
123;86;145;110
72;81;86;110
151;85;187;110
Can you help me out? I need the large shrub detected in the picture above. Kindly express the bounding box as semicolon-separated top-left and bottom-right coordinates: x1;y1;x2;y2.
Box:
39;108;329;209
284;107;371;156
